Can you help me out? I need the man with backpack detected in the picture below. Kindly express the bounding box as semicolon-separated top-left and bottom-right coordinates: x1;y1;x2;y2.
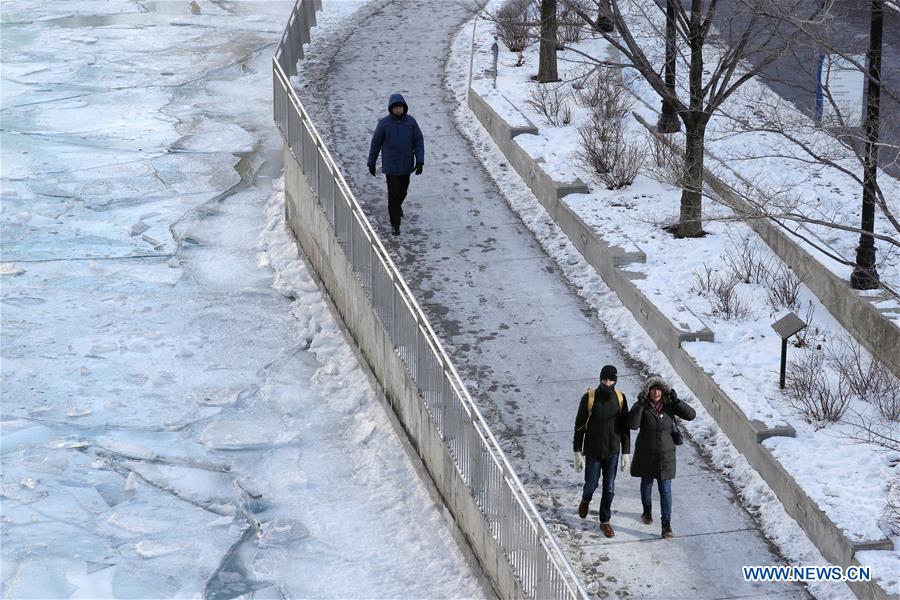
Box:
573;364;631;537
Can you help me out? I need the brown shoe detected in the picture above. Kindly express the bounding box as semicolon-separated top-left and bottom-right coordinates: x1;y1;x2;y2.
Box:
578;500;589;519
600;522;615;538
641;509;653;525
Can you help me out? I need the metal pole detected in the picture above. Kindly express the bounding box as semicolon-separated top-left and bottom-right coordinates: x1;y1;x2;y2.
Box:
779;338;788;389
657;0;680;133
851;0;882;290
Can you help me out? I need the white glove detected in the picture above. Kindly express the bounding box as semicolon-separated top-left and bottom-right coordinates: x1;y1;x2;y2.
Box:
573;451;584;472
620;454;631;472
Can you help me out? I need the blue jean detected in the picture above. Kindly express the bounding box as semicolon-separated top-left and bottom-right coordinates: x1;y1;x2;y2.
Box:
640;477;673;521
582;454;619;523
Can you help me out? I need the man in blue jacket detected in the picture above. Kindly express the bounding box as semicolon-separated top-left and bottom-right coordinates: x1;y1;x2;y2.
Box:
367;93;425;236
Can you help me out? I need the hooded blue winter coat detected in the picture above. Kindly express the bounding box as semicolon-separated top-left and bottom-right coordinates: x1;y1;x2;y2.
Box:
367;93;425;176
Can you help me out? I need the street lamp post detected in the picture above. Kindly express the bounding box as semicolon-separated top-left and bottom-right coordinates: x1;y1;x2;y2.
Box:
851;0;883;290
657;0;680;133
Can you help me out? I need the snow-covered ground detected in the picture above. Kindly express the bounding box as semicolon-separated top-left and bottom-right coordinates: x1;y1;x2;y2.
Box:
1;1;487;597
452;2;898;596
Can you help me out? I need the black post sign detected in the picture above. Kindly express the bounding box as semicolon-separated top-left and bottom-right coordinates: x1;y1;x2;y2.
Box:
771;312;808;389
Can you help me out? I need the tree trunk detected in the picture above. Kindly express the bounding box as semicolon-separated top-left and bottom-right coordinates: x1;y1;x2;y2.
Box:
536;0;559;82
677;0;705;237
679;120;706;237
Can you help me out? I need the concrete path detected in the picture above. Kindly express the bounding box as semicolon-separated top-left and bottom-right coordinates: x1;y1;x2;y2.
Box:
309;1;809;596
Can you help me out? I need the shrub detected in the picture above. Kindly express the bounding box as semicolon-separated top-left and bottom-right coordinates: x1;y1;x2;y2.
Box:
791;302;824;350
786;349;851;428
723;233;770;284
828;335;900;422
643;128;684;189
689;263;717;296
885;478;900;536
558;1;588;44
577;113;642;189
575;66;632;121
526;83;572;126
495;0;536;52
765;263;803;312
709;276;751;321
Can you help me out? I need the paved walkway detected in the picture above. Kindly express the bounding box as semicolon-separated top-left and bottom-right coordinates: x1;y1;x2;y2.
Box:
310;1;808;596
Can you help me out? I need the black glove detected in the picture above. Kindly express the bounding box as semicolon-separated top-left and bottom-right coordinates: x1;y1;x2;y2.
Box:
669;389;679;404
414;163;423;176
368;164;376;176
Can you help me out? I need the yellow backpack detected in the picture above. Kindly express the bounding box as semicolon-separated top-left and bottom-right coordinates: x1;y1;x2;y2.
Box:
580;387;624;452
588;387;624;414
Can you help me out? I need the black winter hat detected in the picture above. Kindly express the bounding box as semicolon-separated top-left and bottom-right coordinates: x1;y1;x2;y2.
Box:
599;365;618;382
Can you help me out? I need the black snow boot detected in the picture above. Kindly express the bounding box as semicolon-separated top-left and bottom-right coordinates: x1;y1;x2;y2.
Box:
641;505;653;525
661;518;673;539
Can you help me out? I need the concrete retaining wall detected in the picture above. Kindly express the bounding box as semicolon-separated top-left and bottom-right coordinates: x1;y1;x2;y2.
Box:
282;146;524;600
467;83;896;600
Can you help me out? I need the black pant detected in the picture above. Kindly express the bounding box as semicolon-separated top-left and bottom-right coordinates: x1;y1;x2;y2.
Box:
385;174;410;229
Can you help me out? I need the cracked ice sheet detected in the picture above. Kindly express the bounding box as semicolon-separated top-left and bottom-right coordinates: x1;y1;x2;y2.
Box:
1;0;486;597
0;1;262;262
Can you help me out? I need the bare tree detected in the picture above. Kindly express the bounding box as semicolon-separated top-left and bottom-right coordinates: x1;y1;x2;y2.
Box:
558;0;805;237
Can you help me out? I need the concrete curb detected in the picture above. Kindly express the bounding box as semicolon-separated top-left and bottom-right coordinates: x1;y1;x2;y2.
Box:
467;78;896;600
283;148;524;600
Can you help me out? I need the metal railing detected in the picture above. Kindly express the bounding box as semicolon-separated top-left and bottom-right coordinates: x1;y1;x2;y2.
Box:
273;3;587;598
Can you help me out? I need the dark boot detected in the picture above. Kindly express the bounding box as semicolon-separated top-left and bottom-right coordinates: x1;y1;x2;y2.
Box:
600;522;615;538
661;518;673;539
641;505;653;525
578;500;589;519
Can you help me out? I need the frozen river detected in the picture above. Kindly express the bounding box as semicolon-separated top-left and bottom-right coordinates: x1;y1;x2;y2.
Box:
0;1;487;597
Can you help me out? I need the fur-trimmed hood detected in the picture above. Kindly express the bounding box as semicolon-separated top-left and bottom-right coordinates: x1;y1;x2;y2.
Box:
638;376;672;402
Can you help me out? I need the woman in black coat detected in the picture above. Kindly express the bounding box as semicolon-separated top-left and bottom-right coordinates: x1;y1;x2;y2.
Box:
629;375;696;538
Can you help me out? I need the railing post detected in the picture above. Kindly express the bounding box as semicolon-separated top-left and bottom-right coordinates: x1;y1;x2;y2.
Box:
299;3;310;45
306;0;317;28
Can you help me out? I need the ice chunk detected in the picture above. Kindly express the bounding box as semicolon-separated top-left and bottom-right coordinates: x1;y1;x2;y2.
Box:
88;342;117;355
106;513;168;535
176;121;256;154
3;560;76;599
0;263;26;276
257;518;310;548
200;420;270;450
123;472;139;497
100;440;156;461
140;234;164;250
134;539;182;558
85;561;115;574
67;404;92;418
129;221;150;236
95;482;125;507
112;564;180;599
0;422;55;453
